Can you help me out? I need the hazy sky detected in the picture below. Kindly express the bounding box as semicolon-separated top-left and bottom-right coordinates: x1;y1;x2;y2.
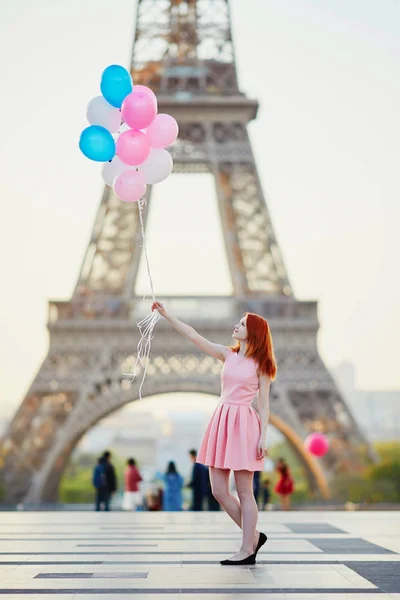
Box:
0;0;399;418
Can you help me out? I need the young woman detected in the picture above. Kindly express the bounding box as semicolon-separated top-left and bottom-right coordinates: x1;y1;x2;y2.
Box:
275;458;295;511
162;460;184;511
152;301;276;565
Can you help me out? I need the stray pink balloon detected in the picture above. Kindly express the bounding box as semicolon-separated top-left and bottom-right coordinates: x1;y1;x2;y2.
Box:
113;170;146;203
116;130;150;166
304;433;329;457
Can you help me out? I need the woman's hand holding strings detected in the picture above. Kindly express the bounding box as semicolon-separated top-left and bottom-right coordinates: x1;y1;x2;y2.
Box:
152;301;168;318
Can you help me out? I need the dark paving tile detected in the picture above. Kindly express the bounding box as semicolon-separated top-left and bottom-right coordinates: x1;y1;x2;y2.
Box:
36;572;148;579
345;561;400;593
311;538;395;554
76;544;158;547
183;560;343;565
0;588;384;594
100;526;164;530
287;523;347;534
0;538;165;541
0;522;97;526
0;552;177;555
0;561;103;565
35;573;93;579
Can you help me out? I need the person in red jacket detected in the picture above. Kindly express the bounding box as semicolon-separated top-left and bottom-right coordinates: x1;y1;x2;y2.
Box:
122;458;143;511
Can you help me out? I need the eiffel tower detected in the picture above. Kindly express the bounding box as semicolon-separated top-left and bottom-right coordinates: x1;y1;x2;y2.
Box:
0;0;371;503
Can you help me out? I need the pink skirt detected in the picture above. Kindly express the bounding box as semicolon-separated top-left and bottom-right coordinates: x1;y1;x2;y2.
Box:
196;401;264;471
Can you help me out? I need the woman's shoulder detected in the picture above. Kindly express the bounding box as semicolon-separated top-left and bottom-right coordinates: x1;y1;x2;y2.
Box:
221;347;235;361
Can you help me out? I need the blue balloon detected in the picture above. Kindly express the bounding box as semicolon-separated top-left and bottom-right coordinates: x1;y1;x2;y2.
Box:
100;64;133;108
79;125;115;162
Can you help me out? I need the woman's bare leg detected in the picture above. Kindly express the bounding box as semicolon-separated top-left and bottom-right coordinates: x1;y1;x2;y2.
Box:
209;467;260;551
232;470;259;559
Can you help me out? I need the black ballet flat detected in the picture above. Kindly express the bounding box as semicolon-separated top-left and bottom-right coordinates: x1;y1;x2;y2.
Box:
220;552;256;566
254;531;267;558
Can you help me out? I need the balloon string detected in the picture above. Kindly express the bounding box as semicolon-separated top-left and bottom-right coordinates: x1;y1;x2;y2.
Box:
137;198;156;302
121;197;160;399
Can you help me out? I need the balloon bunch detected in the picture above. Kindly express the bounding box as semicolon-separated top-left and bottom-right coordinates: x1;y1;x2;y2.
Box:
79;65;179;398
79;64;178;202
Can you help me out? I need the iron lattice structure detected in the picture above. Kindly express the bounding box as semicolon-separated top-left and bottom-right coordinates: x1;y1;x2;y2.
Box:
0;0;372;503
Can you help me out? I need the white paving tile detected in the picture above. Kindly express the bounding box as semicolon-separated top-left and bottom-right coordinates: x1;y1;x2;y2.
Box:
363;535;400;553
146;565;255;583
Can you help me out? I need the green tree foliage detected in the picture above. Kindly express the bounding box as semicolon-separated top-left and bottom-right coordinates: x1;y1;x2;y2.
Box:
59;452;97;503
367;441;400;501
331;441;400;504
373;441;400;462
0;478;5;503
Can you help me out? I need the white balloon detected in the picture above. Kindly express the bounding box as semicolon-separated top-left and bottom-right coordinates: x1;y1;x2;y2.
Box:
113;122;131;142
101;156;131;187
119;122;131;134
138;148;173;184
87;96;121;133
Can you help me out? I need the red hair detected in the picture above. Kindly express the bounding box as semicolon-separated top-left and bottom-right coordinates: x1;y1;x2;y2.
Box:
232;312;277;379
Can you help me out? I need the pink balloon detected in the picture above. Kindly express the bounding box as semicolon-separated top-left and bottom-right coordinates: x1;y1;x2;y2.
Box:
146;113;179;148
132;85;157;105
116;130;150;166
113;170;146;203
121;91;157;130
304;433;329;457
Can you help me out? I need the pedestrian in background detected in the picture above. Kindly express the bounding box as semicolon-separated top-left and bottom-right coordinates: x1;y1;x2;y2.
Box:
102;450;117;509
162;461;184;511
93;456;108;511
275;458;294;511
188;448;208;510
205;465;220;510
122;458;143;511
261;478;271;510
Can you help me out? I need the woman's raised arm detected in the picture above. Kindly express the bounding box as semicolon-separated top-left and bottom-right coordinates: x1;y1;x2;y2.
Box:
152;301;229;361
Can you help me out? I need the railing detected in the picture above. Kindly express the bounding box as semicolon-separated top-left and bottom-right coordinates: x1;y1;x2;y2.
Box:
132;296;237;323
48;295;318;325
48;297;129;323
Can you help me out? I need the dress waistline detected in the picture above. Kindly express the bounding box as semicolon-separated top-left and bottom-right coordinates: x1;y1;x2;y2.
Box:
221;400;253;407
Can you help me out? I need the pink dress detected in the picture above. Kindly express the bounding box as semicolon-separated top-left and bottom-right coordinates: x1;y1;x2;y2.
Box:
196;351;264;471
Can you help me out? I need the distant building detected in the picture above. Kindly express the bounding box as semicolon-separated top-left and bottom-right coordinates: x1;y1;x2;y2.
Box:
332;361;400;441
79;411;161;468
156;411;210;477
